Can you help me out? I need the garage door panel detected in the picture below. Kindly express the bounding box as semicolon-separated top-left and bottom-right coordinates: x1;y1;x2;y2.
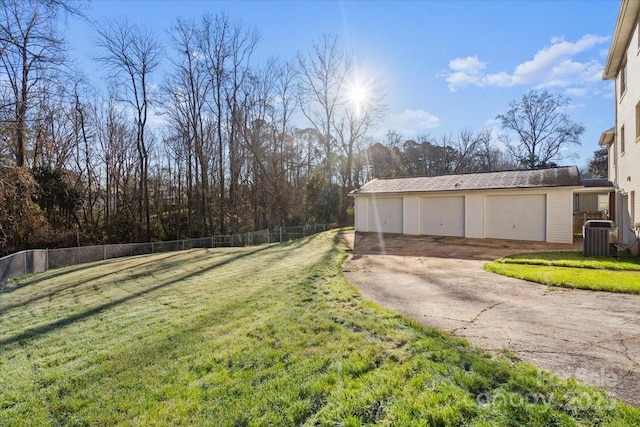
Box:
486;195;546;241
420;196;464;237
368;198;403;233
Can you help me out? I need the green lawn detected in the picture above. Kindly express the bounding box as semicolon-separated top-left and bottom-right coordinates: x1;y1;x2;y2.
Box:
1;232;639;426
497;251;640;271
486;251;640;293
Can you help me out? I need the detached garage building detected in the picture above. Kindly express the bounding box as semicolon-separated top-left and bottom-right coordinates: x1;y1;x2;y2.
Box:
350;166;597;244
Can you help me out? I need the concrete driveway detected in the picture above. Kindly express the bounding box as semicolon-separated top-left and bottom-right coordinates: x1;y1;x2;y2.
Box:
341;231;640;406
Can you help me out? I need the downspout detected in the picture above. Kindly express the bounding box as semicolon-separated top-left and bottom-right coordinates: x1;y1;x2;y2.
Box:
614;76;622;249
613;184;640;253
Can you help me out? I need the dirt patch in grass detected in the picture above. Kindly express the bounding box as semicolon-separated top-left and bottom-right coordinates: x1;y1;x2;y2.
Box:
350;232;582;261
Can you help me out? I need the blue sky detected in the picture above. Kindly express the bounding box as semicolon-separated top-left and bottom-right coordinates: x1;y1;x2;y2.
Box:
65;0;620;169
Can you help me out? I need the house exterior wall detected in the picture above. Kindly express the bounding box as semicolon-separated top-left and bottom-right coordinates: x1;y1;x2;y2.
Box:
606;1;640;245
546;191;574;244
355;197;368;232
575;193;599;212
615;20;640;242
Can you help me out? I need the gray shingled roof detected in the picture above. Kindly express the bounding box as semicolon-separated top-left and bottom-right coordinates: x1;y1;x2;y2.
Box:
350;166;582;195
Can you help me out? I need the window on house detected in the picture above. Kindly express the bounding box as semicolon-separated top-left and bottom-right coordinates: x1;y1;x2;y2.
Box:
636;102;640;141
621;125;625;154
597;194;609;212
621;60;627;97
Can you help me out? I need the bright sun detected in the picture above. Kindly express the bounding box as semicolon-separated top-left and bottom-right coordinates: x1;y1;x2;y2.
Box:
346;80;370;116
348;84;368;105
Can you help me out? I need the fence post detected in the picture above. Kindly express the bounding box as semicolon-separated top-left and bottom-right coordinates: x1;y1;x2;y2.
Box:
267;228;270;244
211;236;214;248
46;248;49;271
23;251;27;275
104;245;107;261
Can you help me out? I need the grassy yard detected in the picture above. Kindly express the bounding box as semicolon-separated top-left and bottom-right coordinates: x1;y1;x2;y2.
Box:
1;232;639;426
486;251;640;293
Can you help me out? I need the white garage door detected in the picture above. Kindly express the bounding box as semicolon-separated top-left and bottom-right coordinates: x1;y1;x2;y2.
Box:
486;195;546;241
367;197;403;233
420;196;465;237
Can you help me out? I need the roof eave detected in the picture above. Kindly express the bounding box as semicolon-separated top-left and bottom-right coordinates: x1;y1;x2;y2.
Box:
603;0;640;80
598;127;616;147
351;185;582;196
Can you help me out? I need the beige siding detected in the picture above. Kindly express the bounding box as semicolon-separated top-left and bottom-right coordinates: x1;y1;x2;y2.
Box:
354;197;368;232
576;194;598;212
630;191;640;228
403;196;419;235
465;194;485;238
546;190;574;244
614;12;640;243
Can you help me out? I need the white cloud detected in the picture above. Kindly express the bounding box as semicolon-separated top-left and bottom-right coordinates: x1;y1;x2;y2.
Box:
511;34;608;84
449;55;486;73
383;109;441;136
485;72;513;87
565;87;589;98
484;118;501;128
440;34;610;93
438;56;487;91
552;59;586;77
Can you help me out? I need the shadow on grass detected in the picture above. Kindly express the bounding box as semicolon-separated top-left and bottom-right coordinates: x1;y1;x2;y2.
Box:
0;245;272;348
0;251;214;316
1;235;321;317
0;250;201;296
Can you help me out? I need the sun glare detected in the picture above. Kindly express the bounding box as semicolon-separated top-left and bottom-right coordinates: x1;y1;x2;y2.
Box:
346;80;371;117
348;84;368;105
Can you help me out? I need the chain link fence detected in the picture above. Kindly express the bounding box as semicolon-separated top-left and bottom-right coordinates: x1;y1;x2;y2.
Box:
0;224;335;285
230;224;332;246
0;250;49;284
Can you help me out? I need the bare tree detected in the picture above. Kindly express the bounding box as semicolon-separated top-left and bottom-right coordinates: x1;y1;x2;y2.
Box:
164;17;212;236
0;0;66;167
449;128;510;173
333;72;386;190
199;14;231;235
223;19;257;233
297;35;351;182
94;94;137;241
239;58;302;229
198;13;258;234
497;90;585;169
95;18;162;239
333;74;385;221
